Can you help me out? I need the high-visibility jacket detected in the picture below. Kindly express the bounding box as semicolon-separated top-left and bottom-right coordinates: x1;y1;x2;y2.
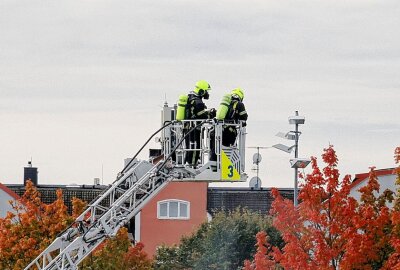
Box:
225;98;248;123
186;94;210;120
220;97;248;147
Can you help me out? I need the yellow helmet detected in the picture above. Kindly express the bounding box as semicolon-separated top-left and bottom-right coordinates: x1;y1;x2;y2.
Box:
193;80;211;95
231;88;244;101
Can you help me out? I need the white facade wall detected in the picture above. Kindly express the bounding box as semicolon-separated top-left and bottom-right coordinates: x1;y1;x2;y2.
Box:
0;189;18;218
350;174;397;206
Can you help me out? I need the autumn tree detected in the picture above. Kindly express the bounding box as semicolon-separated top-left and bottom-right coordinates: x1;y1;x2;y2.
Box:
80;227;152;270
244;146;400;270
354;167;394;269
243;231;281;270
0;181;88;270
267;146;368;269
383;146;400;269
0;181;153;270
72;196;88;219
123;241;153;270
0;182;69;269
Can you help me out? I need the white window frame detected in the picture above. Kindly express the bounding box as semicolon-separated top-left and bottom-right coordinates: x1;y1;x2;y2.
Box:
157;199;190;220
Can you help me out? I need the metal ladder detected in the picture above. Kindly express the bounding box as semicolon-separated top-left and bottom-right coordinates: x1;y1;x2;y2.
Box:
25;118;247;270
24;158;185;270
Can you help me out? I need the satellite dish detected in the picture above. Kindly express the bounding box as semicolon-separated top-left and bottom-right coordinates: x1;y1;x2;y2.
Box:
249;176;262;188
252;153;262;164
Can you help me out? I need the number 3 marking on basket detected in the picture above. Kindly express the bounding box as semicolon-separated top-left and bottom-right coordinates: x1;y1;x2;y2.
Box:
228;165;234;177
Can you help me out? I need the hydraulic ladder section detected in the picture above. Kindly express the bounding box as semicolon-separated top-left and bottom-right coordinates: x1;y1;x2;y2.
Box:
24;158;181;270
25;104;247;270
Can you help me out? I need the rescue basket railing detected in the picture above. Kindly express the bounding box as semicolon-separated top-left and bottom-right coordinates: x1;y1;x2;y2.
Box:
161;119;247;180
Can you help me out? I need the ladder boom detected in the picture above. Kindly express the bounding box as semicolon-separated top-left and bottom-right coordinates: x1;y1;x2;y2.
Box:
24;160;173;270
25;119;247;270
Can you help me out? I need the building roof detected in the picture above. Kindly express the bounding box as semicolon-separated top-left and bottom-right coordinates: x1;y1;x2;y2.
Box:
6;184;108;214
0;182;20;200
350;168;396;189
207;187;294;215
6;184;294;216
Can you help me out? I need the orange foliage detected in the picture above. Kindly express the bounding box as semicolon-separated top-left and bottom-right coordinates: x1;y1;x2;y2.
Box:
243;260;253;270
249;231;277;270
243;226;281;269
0;181;85;270
0;181;152;270
394;146;400;211
123;242;153;270
80;227;152;270
245;146;400;269
270;145;368;269
72;196;87;219
384;147;400;270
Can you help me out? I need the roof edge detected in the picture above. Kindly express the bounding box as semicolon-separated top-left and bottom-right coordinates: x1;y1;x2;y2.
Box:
0;182;20;200
351;167;396;189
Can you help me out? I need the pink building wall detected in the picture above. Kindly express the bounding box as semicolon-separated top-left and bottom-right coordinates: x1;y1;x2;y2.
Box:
139;181;208;257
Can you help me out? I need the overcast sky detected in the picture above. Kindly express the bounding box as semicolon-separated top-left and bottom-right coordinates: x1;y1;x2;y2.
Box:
1;0;399;188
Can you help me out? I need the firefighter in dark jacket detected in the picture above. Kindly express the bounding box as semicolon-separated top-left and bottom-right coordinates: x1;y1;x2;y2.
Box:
221;88;248;147
184;80;215;167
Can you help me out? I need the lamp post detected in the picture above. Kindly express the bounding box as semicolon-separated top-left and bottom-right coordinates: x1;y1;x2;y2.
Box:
273;111;310;206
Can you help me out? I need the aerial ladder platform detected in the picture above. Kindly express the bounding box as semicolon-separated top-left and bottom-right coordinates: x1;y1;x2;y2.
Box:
24;103;247;270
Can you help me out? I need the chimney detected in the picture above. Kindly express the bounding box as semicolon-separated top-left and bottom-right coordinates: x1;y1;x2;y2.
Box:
24;161;38;186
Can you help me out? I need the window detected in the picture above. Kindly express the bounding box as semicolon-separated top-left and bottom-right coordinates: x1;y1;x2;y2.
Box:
157;199;190;220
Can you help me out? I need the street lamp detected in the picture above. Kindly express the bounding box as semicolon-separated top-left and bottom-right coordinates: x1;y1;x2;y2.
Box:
272;111;310;206
290;158;311;169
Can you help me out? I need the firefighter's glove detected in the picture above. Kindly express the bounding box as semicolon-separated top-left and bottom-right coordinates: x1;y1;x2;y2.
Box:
209;108;216;118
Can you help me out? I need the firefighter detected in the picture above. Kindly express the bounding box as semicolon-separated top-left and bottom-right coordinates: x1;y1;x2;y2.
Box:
220;88;248;147
209;88;248;164
184;80;216;167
